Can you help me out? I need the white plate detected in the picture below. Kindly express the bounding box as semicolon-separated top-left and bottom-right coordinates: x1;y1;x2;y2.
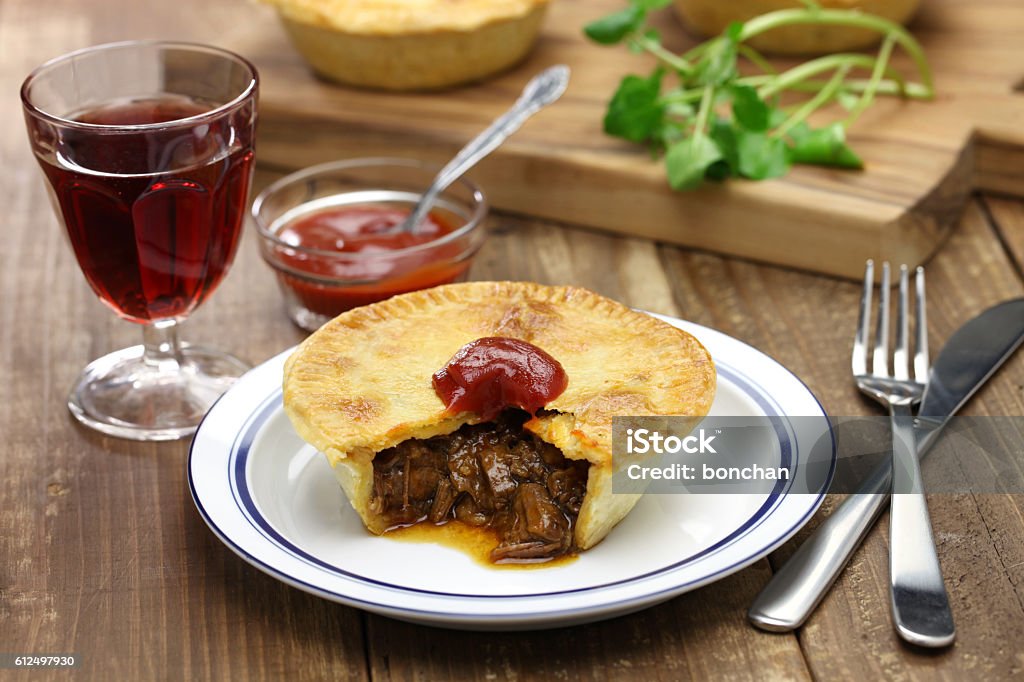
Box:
189;315;835;630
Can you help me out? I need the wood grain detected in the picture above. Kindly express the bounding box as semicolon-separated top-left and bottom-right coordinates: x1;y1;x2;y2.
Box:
365;566;811;682
2;0;1024;680
982;195;1024;279
239;0;1024;278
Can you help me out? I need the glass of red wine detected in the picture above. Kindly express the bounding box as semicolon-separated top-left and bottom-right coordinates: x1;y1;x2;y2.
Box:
21;41;258;441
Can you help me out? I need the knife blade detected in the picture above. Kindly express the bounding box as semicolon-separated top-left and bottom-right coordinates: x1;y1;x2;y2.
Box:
748;298;1024;632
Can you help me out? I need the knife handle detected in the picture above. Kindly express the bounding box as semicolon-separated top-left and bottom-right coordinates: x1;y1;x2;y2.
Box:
747;421;942;632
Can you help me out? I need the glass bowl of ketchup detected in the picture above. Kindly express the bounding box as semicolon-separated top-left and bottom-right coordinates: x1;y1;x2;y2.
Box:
252;158;488;331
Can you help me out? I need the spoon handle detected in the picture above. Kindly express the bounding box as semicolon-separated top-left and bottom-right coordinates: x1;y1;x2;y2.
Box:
404;65;570;231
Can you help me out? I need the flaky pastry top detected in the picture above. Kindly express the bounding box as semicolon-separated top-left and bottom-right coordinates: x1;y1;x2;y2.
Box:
263;0;548;35
283;282;716;467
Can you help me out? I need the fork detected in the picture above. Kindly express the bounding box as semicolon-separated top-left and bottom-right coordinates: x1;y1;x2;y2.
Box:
853;261;956;648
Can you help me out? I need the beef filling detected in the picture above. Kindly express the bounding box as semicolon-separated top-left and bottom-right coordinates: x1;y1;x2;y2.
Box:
370;411;589;561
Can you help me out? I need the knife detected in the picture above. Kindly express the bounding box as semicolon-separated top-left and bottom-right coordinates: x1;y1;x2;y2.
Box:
748;298;1024;632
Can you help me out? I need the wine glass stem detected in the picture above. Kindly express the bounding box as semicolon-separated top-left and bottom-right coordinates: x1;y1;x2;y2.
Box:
142;319;185;372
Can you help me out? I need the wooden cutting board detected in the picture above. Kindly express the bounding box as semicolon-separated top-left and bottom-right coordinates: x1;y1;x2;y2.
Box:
231;0;1024;279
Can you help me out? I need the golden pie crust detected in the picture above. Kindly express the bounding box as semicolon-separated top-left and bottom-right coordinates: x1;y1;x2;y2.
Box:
673;0;922;55
262;0;550;90
283;281;716;550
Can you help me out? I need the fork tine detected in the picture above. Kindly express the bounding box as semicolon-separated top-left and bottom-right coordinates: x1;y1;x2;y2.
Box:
914;266;929;382
894;265;910;380
852;260;873;376
872;262;890;376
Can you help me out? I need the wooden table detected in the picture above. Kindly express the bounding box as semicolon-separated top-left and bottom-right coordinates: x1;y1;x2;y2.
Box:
3;1;1023;679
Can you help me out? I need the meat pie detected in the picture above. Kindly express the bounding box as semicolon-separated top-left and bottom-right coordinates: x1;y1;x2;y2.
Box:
283;282;715;562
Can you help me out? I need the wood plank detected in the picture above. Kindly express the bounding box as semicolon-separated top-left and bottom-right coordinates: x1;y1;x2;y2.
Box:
652;199;1024;679
366;568;810;682
238;0;1024;278
982;194;1024;278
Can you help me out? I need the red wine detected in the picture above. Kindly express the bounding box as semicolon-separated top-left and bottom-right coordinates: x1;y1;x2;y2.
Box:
30;95;255;322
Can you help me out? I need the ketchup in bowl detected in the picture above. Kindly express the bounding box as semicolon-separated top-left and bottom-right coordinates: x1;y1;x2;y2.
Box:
272;202;468;312
279;204;452;253
252;159;488;331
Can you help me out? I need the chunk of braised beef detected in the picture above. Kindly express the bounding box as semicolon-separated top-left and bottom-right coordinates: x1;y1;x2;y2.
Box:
428;478;458;523
547;465;587;515
537;440;567;467
508;440;547;480
369;468;394;515
372;464;425;525
373;447;405;471
514;483;570;544
491;540;564;561
371;441;445;523
385;501;426;526
447;444;494;511
370;455;404;511
490;508;513;532
491;484;571;561
406;459;445;502
479;445;517;502
454;496;490;526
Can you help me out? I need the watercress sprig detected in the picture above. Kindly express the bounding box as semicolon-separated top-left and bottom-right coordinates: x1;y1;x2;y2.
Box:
585;0;934;190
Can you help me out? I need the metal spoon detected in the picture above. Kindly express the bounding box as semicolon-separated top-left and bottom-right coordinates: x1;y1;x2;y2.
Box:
397;64;570;233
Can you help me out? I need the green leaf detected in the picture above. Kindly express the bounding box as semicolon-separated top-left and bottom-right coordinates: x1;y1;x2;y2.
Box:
705;159;733;182
736;131;790;180
666;133;723;190
658;103;694;148
788;123;864;169
664;100;695;119
694;35;738;86
768;107;788;129
709;117;739;174
603;71;665;143
642;27;662;43
589;0;883;190
658;120;686;148
584;6;644;45
731;85;770;132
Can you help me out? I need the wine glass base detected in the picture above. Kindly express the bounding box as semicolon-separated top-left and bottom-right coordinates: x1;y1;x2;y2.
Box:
67;344;251;441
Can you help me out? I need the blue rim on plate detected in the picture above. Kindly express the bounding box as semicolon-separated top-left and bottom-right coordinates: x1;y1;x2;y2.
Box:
188;317;836;627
